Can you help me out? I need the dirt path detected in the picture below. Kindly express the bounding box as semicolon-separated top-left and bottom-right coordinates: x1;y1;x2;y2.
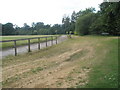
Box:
2;42;94;88
1;35;67;58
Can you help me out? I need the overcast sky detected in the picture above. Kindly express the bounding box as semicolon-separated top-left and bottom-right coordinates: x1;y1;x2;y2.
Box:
0;0;103;27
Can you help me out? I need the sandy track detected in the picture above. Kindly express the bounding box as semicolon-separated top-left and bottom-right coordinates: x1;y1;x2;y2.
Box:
3;44;94;88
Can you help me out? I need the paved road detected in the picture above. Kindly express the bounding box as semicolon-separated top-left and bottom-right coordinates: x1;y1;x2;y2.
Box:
0;35;68;58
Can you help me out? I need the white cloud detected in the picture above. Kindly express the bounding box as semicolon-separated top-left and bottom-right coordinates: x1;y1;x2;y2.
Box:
0;0;103;27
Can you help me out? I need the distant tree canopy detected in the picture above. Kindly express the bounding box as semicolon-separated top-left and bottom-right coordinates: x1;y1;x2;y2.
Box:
2;23;15;35
2;22;65;35
2;2;120;36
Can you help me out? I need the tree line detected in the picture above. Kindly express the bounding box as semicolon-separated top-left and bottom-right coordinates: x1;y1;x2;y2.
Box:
1;2;120;36
1;22;65;35
75;2;120;36
62;2;120;36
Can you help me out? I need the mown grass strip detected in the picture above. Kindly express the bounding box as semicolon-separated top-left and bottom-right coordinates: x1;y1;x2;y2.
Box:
76;37;118;88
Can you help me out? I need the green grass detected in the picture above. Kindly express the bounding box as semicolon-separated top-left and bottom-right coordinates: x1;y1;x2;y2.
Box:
75;36;118;88
0;35;57;49
2;35;118;88
84;38;118;88
30;67;44;74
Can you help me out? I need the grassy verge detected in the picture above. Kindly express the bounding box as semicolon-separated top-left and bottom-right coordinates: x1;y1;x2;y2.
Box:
76;36;118;88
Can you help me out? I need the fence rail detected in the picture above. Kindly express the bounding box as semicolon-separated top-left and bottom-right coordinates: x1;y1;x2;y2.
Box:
0;36;58;56
0;36;55;42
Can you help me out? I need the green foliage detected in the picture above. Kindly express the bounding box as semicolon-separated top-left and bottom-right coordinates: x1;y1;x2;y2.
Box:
91;2;120;35
74;3;120;36
2;22;65;35
76;7;95;17
75;13;96;35
62;16;71;33
89;13;105;34
31;67;44;74
2;23;15;35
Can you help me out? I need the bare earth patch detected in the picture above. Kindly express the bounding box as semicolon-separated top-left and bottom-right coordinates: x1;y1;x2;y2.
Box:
2;37;95;88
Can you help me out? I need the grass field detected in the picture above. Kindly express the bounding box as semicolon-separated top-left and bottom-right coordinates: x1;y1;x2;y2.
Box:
2;36;118;88
0;35;57;49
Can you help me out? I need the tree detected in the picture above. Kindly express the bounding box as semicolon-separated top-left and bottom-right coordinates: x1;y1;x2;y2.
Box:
75;14;93;35
35;22;44;30
89;14;105;34
31;22;36;29
2;23;15;35
50;24;63;34
62;15;71;34
23;23;30;30
76;7;95;17
71;11;77;23
70;11;77;33
31;22;36;34
91;2;120;35
14;24;20;35
0;23;2;35
75;8;96;35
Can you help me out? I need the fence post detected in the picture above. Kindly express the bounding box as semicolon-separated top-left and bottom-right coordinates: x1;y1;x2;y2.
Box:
38;37;40;50
28;39;31;52
56;36;57;44
46;37;47;47
51;36;53;46
14;40;17;56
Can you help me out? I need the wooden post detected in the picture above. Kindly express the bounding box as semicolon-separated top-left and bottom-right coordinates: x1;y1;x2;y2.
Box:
38;37;40;50
14;40;17;56
28;39;31;52
56;36;57;44
51;36;53;46
46;37;47;47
